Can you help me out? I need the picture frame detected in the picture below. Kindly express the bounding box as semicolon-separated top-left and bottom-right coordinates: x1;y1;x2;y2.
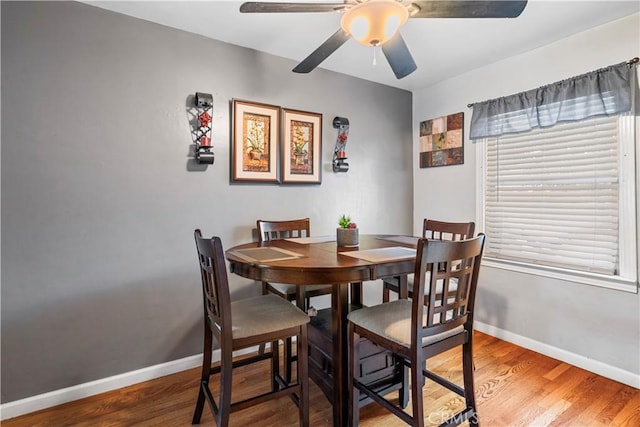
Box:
419;112;464;168
231;99;280;183
281;108;322;184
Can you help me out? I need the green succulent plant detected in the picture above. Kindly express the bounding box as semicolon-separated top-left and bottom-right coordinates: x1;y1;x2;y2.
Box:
338;214;357;229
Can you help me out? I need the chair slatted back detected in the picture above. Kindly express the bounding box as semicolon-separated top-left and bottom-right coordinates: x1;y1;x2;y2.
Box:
423;220;475;274
423;219;475;241
412;235;485;342
257;218;311;242
194;230;231;341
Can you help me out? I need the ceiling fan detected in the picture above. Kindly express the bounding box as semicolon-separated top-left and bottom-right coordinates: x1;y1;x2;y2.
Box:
240;0;528;79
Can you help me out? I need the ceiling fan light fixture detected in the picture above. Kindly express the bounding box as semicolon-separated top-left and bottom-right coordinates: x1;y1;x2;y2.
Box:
340;0;409;47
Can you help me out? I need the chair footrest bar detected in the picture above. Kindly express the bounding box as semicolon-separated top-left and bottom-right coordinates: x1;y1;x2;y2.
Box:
209;352;272;374
201;382;219;416
275;372;302;406
359;376;403;394
231;385;301;413
423;368;465;396
354;379;413;425
274;374;289;390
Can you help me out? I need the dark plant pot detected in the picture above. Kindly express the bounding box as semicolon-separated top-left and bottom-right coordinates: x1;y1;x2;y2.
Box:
337;228;359;247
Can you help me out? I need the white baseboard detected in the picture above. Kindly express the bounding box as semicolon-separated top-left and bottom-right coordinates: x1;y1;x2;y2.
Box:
474;321;640;389
0;346;259;421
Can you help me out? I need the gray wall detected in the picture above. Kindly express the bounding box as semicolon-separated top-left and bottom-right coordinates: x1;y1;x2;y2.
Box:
413;13;640;380
1;1;413;403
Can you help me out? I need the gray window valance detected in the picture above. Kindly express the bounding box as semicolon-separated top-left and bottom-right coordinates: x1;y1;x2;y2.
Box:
470;61;636;139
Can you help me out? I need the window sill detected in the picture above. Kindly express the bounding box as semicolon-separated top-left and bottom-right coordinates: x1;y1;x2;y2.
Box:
482;258;638;294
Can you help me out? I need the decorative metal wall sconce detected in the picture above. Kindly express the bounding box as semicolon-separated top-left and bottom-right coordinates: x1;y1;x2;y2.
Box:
194;92;214;164
332;116;349;172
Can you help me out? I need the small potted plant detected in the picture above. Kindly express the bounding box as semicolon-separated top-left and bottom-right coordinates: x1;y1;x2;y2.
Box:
337;214;359;247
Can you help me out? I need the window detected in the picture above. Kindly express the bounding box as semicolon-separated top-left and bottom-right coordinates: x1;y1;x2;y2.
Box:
472;62;637;292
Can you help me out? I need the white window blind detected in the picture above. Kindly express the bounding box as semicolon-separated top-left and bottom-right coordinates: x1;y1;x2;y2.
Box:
485;114;620;275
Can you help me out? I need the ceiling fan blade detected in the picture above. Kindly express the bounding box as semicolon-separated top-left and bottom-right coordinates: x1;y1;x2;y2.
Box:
293;29;350;74
381;33;417;79
240;2;348;13
411;1;527;19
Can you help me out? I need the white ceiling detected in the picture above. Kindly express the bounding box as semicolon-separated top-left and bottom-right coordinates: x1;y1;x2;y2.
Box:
85;0;639;91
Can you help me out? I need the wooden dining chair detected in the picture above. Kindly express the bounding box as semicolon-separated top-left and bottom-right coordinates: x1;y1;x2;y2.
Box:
192;230;309;427
257;218;333;309
348;234;486;426
256;218;332;382
382;219;475;303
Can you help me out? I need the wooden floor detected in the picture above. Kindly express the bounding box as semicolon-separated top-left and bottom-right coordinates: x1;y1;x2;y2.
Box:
4;332;639;426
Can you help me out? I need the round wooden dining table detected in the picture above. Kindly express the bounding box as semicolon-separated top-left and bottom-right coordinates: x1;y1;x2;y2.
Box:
225;234;418;427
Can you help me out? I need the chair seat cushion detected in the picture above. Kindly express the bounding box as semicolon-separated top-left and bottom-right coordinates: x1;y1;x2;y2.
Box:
269;282;332;296
231;294;309;340
347;300;463;348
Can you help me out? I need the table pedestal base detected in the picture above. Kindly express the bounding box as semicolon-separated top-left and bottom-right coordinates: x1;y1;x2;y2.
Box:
307;307;407;409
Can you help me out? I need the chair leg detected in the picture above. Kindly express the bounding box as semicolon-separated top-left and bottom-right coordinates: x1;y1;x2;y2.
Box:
258;282;272;356
398;357;409;409
192;327;212;424
217;347;233;427
272;340;281;391
348;324;360;427
192;385;206;425
462;340;479;426
298;327;309;427
284;337;293;383
410;355;425;427
382;281;390;303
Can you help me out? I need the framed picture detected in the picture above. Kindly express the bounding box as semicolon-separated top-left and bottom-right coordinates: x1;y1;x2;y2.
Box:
231;99;280;183
419;112;464;168
281;109;322;184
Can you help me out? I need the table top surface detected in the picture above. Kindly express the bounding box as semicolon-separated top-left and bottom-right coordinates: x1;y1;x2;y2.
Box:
226;234;419;285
